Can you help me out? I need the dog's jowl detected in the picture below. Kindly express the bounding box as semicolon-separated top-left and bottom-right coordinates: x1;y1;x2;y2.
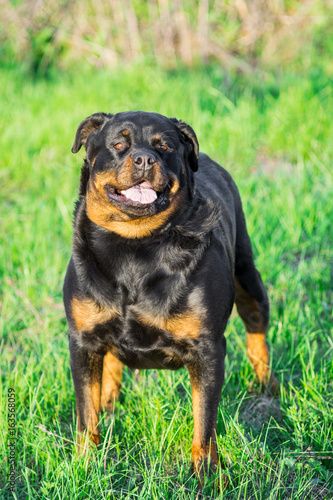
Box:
63;111;279;480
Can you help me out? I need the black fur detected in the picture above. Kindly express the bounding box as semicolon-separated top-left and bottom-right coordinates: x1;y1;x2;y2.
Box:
63;111;275;478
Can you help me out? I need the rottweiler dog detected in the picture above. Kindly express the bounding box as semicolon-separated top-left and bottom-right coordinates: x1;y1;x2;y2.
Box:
63;111;279;479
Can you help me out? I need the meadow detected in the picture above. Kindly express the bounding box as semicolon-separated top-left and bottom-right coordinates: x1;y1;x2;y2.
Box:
0;64;332;498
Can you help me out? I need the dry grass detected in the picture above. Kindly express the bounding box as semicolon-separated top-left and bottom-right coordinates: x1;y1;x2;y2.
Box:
1;0;331;72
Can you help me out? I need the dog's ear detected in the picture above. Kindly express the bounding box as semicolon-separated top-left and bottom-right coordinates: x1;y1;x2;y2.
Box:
71;112;113;153
172;119;199;172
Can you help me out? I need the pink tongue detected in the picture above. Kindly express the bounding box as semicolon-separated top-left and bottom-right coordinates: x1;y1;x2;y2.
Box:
121;181;157;204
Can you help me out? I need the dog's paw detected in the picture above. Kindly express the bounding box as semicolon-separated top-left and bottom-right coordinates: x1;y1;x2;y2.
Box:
266;374;280;397
248;373;280;398
192;458;229;492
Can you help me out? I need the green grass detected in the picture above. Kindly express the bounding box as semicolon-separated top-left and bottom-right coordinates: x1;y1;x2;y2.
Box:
0;64;332;499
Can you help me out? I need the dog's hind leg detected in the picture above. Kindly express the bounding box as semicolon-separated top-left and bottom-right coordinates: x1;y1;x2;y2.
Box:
234;213;279;395
100;352;124;413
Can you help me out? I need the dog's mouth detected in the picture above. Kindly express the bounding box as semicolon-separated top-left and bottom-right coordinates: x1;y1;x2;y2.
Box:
105;180;170;207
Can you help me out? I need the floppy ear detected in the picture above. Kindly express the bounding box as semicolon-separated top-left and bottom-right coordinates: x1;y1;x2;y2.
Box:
71;112;113;153
172;119;199;172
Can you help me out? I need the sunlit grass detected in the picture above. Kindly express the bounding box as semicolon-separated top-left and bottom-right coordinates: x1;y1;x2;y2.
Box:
0;65;332;498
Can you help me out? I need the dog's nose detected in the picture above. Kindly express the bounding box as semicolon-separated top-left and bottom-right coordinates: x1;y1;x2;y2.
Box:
132;151;157;169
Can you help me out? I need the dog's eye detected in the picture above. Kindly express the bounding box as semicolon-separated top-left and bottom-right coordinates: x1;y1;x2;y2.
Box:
114;143;125;150
159;145;168;151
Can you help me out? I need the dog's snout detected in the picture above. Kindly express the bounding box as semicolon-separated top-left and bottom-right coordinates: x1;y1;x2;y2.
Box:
132;151;157;169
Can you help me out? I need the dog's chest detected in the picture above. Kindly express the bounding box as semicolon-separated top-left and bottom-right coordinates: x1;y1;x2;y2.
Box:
68;228;210;368
71;261;201;369
73;299;198;370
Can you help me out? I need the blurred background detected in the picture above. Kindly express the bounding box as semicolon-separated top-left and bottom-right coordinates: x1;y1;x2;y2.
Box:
1;0;332;77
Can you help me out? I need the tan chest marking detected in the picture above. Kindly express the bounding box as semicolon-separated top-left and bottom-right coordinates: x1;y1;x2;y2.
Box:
136;309;202;339
71;297;118;332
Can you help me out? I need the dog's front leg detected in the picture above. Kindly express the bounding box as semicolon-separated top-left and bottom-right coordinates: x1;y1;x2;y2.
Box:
69;336;103;453
188;342;225;481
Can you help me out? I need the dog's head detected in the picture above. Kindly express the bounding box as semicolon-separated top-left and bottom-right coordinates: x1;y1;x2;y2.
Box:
72;111;199;238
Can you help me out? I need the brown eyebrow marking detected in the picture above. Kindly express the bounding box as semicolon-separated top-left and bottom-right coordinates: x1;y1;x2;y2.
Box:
121;129;130;136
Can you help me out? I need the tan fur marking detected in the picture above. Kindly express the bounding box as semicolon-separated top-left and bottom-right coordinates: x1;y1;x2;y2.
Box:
235;279;279;394
246;333;280;395
86;173;183;238
190;376;218;469
86;180;130;226
234;277;268;333
92;170;131;201
71;297;117;332
246;333;270;383
165;310;202;339
191;379;202;465
101;352;124;412
136;308;202;339
90;159;167;194
192;442;218;469
106;192;182;238
77;379;101;453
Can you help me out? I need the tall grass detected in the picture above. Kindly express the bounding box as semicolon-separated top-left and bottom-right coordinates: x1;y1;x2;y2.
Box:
1;0;333;74
0;65;332;498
